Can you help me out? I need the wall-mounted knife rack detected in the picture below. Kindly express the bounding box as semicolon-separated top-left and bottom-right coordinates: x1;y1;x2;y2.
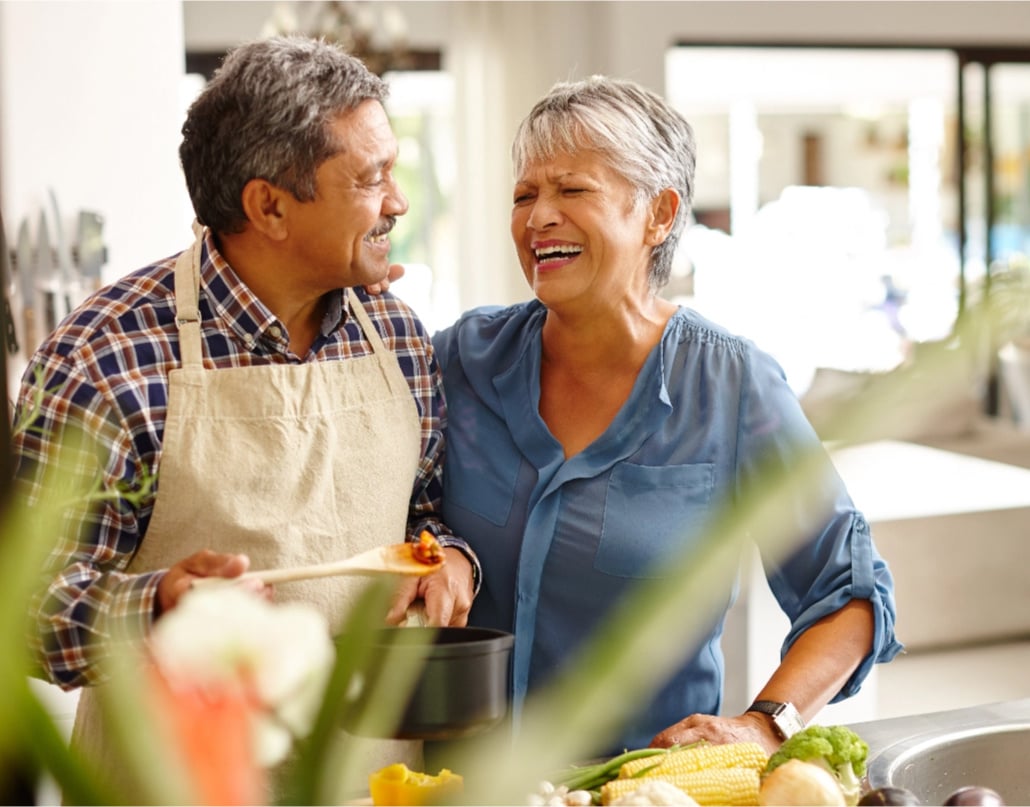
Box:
6;213;108;277
2;194;108;359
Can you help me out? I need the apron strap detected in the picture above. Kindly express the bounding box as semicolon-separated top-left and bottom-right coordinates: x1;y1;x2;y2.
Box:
173;220;205;368
345;288;390;356
173;236;388;369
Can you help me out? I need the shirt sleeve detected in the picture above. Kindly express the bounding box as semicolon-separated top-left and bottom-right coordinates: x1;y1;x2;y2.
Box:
734;343;904;698
14;349;160;689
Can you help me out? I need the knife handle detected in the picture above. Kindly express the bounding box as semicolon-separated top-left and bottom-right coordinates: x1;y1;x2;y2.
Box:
3;298;18;354
22;307;36;356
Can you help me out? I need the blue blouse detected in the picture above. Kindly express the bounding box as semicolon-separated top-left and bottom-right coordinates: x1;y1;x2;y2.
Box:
432;300;902;752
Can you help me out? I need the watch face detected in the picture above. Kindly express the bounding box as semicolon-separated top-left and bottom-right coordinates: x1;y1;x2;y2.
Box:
750;700;805;739
773;704;805;739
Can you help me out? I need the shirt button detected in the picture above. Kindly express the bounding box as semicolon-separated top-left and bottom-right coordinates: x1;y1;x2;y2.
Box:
268;325;283;339
243;333;256;348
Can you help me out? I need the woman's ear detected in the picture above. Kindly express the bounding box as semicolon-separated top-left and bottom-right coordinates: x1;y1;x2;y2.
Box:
240;179;289;240
645;188;681;246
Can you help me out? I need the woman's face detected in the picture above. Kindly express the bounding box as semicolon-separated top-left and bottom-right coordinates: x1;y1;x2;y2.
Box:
511;148;654;309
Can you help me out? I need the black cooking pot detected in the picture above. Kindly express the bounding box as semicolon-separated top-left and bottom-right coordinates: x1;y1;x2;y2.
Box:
338;626;514;741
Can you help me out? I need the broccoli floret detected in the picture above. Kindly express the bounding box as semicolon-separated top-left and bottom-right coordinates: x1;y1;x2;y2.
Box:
763;725;869;806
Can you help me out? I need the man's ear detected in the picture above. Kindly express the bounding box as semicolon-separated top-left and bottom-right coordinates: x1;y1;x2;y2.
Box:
645;188;681;246
240;178;289;240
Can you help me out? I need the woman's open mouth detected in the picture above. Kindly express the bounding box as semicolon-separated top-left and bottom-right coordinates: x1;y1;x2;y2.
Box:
533;242;583;269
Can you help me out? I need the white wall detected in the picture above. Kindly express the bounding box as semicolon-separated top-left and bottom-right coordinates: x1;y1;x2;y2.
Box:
1;1;191;277
0;0;191;377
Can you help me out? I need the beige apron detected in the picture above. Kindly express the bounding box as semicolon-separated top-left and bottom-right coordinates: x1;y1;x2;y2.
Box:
71;226;424;797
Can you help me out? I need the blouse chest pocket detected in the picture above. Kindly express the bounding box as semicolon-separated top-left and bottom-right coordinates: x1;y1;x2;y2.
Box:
594;462;716;578
443;425;521;528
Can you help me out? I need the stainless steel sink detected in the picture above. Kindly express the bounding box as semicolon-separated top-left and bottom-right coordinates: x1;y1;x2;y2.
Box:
852;699;1030;804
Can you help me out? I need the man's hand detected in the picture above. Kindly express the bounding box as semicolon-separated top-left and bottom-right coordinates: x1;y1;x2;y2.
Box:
385;546;474;627
650;710;782;755
364;263;406;295
156;550;266;616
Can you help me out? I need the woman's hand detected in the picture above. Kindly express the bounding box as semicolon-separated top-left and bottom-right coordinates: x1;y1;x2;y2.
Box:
364;263;406;295
650;710;783;755
385;547;474;627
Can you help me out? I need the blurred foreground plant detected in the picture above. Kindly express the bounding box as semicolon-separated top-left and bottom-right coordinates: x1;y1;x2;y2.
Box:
2;279;1028;805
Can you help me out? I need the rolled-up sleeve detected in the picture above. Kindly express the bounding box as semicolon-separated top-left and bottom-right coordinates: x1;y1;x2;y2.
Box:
735;345;903;699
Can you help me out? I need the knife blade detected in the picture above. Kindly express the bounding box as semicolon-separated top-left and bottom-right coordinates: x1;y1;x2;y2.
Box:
0;210;19;355
36;209;58;335
15;218;36;354
48;188;75;318
76;210;107;291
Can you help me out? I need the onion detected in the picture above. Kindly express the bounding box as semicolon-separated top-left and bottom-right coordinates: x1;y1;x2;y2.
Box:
759;759;846;806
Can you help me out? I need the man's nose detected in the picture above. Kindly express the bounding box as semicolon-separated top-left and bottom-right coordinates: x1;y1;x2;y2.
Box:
386;177;409;216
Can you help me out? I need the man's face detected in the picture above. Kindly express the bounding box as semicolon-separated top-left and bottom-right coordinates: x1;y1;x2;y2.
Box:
285;99;409;291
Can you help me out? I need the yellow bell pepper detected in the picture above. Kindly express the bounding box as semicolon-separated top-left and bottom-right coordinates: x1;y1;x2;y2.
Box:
368;762;465;806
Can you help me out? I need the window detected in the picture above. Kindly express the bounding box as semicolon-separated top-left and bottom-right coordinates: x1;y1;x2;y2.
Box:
382;69;460;334
667;46;959;392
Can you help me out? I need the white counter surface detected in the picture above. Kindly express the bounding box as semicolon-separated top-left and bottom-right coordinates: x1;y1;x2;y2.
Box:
829;439;1030;522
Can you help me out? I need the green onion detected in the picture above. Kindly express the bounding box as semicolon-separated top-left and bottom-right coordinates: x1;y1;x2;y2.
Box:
552;746;673;792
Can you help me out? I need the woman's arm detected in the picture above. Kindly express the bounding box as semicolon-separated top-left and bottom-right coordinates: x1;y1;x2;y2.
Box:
649;598;874;753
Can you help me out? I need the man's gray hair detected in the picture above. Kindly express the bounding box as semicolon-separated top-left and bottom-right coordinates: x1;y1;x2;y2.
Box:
180;35;388;234
512;76;696;290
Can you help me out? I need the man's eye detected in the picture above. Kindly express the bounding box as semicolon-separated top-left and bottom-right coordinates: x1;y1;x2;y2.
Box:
513;193;535;204
562;188;585;195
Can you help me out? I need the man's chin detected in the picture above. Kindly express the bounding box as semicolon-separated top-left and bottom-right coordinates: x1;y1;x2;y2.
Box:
353;266;393;293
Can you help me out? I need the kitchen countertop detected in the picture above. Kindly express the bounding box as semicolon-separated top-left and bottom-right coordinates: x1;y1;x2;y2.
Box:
829;440;1030;521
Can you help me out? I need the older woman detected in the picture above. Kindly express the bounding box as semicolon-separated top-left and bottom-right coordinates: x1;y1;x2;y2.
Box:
431;76;901;755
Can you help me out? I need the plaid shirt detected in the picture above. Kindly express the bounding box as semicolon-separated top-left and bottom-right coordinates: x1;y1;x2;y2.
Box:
13;230;478;688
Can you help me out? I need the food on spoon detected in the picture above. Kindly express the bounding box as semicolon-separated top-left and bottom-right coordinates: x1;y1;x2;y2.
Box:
758;758;845;805
763;725;869;806
412;529;445;565
368;762;463;806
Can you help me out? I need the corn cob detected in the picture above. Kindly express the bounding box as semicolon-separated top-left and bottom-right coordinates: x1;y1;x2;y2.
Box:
618;741;768;779
601;767;761;806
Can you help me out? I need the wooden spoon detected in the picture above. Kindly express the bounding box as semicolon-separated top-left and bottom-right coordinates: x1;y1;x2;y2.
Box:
194;542;444;587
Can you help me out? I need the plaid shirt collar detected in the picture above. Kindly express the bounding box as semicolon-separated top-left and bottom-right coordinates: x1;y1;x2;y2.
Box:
199;229;347;347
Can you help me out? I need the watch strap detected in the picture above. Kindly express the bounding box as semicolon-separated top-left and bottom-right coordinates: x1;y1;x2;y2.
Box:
747;699;805;739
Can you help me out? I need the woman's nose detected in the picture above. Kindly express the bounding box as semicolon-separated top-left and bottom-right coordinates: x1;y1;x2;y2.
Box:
526;197;559;231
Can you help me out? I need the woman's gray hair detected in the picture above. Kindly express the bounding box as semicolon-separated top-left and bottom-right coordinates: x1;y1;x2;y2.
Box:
512;76;696;290
180;35;388;234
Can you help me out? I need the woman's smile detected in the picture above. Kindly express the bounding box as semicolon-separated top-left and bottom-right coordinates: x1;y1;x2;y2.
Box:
532;239;584;271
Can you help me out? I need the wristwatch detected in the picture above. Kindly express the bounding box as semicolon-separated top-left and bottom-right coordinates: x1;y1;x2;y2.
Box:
747;699;805;740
